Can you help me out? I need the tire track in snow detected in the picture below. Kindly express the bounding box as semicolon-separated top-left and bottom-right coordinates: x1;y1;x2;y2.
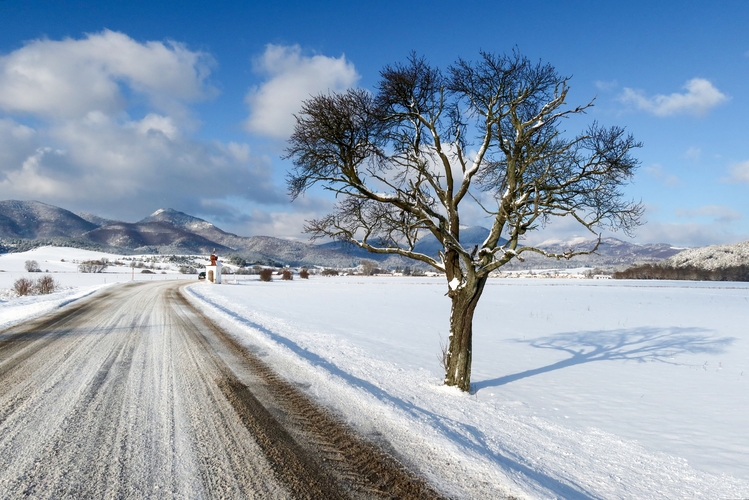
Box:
0;280;445;499
0;281;288;499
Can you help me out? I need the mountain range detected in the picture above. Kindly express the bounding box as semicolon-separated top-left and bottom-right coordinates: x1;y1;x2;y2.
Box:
0;199;690;270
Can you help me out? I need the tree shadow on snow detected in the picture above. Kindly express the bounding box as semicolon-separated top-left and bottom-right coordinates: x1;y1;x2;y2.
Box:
472;326;735;392
191;292;604;499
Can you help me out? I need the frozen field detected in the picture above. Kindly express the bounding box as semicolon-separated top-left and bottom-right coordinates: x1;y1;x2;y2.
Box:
2;247;748;498
186;275;749;499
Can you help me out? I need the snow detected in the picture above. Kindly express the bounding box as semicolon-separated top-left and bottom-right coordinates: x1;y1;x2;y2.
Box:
0;247;199;329
2;247;748;499
185;276;749;499
666;239;749;269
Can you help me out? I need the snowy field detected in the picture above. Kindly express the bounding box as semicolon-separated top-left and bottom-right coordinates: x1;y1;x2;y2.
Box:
0;247;198;329
187;276;749;499
2;247;748;499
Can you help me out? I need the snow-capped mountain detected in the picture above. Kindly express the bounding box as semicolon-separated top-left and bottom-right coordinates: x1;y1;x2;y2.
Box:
0;200;687;269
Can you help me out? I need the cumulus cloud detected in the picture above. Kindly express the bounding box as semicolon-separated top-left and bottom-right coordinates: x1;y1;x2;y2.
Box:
0;115;285;221
619;78;728;116
244;44;359;138
725;160;749;184
0;30;215;119
0;31;287;225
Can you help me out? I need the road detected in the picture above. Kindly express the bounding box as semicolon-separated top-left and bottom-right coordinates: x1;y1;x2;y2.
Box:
0;281;443;499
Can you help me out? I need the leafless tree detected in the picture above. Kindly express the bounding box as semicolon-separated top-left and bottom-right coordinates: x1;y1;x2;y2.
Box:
78;259;109;273
286;51;643;391
359;259;378;276
25;260;40;272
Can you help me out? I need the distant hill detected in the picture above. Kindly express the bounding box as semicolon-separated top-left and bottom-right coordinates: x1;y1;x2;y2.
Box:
613;240;749;281
0;199;687;270
664;240;749;270
84;221;235;255
0;200;97;239
502;237;682;271
74;212;121;227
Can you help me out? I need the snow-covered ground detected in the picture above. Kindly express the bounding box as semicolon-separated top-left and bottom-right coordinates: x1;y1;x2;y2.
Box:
2;247;748;499
185;276;749;499
0;246;199;330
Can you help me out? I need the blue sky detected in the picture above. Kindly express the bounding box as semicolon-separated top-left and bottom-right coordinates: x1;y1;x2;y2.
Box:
0;0;747;247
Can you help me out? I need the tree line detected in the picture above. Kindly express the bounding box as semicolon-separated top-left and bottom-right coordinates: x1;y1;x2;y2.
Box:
614;263;749;281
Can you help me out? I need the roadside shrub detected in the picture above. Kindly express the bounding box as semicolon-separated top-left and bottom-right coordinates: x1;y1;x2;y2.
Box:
259;268;273;282
141;269;155;274
14;277;34;296
282;269;293;280
34;275;57;295
299;268;309;279
321;268;339;276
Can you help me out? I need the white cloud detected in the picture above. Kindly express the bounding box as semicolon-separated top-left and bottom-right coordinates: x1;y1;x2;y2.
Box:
644;164;680;186
594;80;618;92
0;31;292;225
675;205;742;223
684;147;701;161
725;160;749;184
244;44;359;138
0;114;285;220
635;220;746;247
0;30;215;119
619;78;728;116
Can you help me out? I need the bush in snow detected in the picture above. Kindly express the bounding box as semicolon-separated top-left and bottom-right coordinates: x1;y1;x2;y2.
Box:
299;268;309;279
14;277;34;296
282;269;293;280
259;268;273;282
34;275;57;295
321;269;339;276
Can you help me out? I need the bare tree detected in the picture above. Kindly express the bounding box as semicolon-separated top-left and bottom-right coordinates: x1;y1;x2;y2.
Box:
359;259;378;276
286;51;643;391
25;260;40;272
78;259;108;273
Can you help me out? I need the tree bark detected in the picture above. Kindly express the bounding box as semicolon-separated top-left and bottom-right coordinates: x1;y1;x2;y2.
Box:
444;276;487;391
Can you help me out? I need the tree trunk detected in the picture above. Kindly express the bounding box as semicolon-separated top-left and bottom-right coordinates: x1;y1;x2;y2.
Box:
444;276;487;392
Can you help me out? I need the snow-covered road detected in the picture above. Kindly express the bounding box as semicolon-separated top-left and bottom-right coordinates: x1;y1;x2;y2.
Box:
0;281;440;499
